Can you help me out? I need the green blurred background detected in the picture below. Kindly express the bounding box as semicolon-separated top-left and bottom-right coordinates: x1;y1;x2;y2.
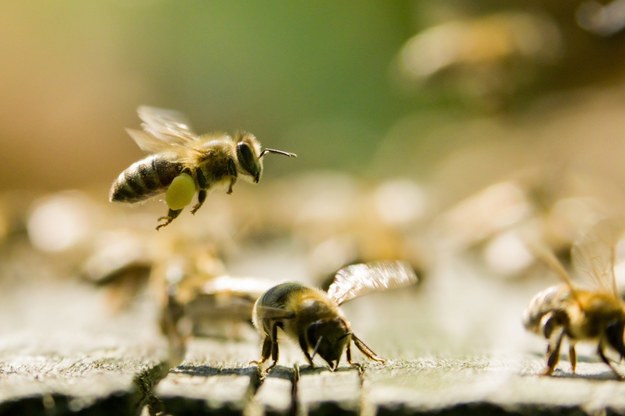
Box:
2;1;625;197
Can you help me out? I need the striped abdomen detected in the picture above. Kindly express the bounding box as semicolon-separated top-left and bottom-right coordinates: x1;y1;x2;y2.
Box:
109;154;185;203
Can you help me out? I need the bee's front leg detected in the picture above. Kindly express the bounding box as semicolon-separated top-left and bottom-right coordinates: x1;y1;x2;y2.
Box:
352;333;386;364
190;189;206;215
298;333;315;368
227;159;238;194
156;209;182;230
597;342;624;380
346;342;364;374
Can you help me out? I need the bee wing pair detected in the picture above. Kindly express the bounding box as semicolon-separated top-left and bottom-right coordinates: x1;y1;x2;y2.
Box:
531;218;623;299
571;219;622;298
256;260;418;320
125;106;203;155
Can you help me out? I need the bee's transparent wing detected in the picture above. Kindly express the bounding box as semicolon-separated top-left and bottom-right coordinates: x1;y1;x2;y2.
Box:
137;106;198;146
125;128;186;153
327;261;418;305
572;219;622;297
523;232;577;291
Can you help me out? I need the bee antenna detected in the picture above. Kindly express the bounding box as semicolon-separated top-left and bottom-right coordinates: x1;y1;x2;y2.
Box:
311;336;323;360
260;148;297;158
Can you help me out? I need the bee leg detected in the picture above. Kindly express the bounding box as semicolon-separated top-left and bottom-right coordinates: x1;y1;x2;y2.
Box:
597;343;623;379
346;341;363;373
543;330;564;376
297;333;314;368
346;341;352;364
569;345;577;373
250;332;276;375
227;159;238;194
156;209;182;230
352;333;386;364
190;189;206;215
267;323;280;371
189;168;207;214
250;336;272;366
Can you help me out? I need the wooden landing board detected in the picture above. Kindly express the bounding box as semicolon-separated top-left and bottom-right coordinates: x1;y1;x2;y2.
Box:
4;245;625;415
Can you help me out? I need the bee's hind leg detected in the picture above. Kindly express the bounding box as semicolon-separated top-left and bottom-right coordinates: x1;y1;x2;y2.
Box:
250;336;272;367
156;208;182;230
252;324;280;375
543;329;564;376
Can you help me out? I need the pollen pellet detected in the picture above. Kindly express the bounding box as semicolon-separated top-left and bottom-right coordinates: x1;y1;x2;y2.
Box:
166;173;196;210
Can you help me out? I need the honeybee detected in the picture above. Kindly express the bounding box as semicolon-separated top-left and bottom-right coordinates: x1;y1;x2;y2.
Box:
109;106;296;230
251;261;418;373
523;220;625;378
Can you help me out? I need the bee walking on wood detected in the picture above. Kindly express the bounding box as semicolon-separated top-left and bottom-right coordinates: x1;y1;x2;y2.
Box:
109;106;296;230
523;220;625;378
252;261;418;373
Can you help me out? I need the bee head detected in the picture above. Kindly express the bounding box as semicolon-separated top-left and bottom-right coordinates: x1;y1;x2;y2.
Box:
235;132;297;183
307;318;351;370
235;132;263;183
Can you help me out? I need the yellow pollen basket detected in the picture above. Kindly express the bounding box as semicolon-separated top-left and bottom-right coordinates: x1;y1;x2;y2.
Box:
165;172;196;210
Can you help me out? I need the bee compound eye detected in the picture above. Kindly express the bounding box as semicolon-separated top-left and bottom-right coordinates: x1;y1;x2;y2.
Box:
236;142;261;181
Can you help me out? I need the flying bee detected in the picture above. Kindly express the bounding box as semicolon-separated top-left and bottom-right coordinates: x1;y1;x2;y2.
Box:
522;220;625;378
109;106;296;230
251;260;418;373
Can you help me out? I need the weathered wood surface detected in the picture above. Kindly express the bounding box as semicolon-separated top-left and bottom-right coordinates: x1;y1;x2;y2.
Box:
3;242;625;416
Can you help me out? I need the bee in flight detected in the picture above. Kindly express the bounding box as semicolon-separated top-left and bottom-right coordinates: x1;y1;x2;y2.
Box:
252;260;418;373
523;220;625;378
109;106;296;230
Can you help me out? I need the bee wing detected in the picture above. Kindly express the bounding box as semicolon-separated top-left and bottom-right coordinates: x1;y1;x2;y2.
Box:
523;233;577;292
255;305;296;320
125;128;182;153
571;219;622;297
137;106;199;146
327;260;418;305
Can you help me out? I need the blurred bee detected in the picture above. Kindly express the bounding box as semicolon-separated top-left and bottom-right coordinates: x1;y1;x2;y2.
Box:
144;240;275;366
523;220;625;378
160;272;275;367
109;106;296;230
252;261;418;373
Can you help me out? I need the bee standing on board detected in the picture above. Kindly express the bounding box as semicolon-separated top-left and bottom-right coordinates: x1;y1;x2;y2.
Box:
252;261;418;373
109;106;296;230
523;220;625;378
